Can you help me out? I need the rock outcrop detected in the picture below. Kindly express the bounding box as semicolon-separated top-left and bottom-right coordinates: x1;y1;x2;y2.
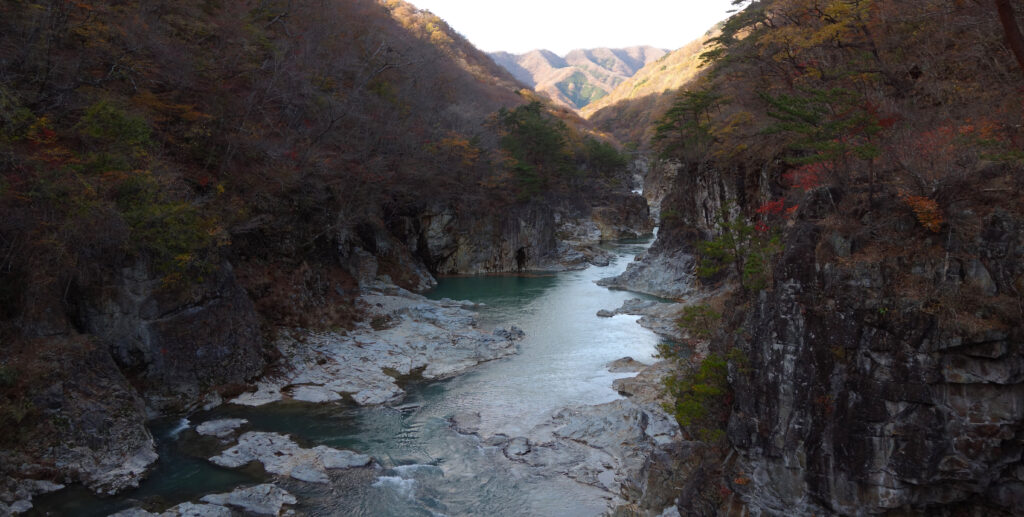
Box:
452;359;687;517
0;335;156;513
597;250;696;300
232;287;523;407
77;262;266;412
415;195;652;276
210;431;371;483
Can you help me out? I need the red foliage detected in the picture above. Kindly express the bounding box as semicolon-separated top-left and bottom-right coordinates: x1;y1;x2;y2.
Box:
756;198;786;215
783;162;826;191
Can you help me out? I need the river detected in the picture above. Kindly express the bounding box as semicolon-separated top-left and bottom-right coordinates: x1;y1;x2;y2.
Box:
31;236;664;517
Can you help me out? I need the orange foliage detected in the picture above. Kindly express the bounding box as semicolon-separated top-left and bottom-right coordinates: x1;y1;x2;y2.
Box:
898;191;944;233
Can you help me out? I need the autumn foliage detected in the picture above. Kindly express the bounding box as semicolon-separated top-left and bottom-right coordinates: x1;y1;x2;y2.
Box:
0;0;631;333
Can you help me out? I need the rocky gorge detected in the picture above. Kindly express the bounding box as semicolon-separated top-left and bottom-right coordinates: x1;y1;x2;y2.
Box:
1;193;669;516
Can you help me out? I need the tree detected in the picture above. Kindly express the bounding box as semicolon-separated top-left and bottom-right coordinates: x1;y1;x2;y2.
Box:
653;88;724;159
995;0;1024;75
760;86;882;186
494;101;572;196
697;203;782;292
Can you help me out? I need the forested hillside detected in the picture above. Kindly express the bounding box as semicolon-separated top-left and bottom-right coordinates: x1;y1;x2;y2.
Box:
594;0;1024;514
0;1;648;507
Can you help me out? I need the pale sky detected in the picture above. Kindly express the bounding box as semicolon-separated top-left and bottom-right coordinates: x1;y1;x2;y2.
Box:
410;1;737;55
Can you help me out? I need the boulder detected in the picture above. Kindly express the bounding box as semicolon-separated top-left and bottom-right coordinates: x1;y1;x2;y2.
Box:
210;432;371;483
199;484;297;516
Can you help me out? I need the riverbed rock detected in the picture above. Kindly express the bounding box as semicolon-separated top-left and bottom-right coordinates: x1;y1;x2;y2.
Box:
613;361;676;407
597;250;695;300
110;502;234;517
607;357;648;373
231;288;523;407
0;478;64;516
450;411;483;435
504;437;532;457
195;419;248;440
210;432;370;483
601;298;688;342
507;396;681;509
490;358;682;515
199;484;297;516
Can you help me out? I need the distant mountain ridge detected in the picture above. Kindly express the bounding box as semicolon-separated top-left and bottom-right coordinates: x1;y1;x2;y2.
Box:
490;46;666;111
582;31;718;146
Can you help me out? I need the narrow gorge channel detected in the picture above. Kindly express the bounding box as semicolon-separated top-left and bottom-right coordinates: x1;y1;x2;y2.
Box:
33;237;674;517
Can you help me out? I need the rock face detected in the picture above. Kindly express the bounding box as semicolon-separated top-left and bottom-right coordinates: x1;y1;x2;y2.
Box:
597;250;696;300
232;287;523;407
0;335;156;509
416;196;652;275
724;209;1024;515
78;262;266;412
599;158;754;300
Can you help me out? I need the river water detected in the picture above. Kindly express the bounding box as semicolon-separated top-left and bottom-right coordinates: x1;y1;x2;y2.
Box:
32;237;664;517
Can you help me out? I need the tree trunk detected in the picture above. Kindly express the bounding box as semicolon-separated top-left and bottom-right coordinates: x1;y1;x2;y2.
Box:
996;0;1024;75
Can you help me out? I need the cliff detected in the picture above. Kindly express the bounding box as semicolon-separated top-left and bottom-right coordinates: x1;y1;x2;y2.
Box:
586;0;1024;514
722;188;1023;515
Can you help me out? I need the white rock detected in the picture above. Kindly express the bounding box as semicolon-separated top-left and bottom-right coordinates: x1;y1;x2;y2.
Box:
89;445;158;494
164;502;233;517
288;385;343;403
231;382;283;406
195;419;248;439
209;432;370;483
200;484;297;516
230;290;522;408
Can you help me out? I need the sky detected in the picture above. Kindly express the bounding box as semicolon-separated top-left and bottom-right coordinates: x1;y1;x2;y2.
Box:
409;0;737;55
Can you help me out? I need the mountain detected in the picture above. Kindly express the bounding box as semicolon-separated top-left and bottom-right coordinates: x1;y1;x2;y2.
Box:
490;46;667;110
582;33;714;146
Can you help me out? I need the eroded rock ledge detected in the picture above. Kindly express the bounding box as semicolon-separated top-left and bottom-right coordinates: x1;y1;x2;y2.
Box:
232;286;523;408
451;359;688;517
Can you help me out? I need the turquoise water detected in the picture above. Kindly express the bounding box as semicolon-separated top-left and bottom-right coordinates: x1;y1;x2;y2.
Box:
31;236;663;516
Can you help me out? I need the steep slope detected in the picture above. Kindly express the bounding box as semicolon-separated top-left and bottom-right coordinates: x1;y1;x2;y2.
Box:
490;46;666;110
595;0;1024;515
0;0;651;507
582;34;714;146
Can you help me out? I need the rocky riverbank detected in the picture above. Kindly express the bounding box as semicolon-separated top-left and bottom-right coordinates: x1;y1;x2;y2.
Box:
0;192;655;515
229;286;523;408
448;355;685;517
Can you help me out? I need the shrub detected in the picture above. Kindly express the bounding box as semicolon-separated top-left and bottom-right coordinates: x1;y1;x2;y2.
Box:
663;352;731;443
115;172;224;285
696;203;782;292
